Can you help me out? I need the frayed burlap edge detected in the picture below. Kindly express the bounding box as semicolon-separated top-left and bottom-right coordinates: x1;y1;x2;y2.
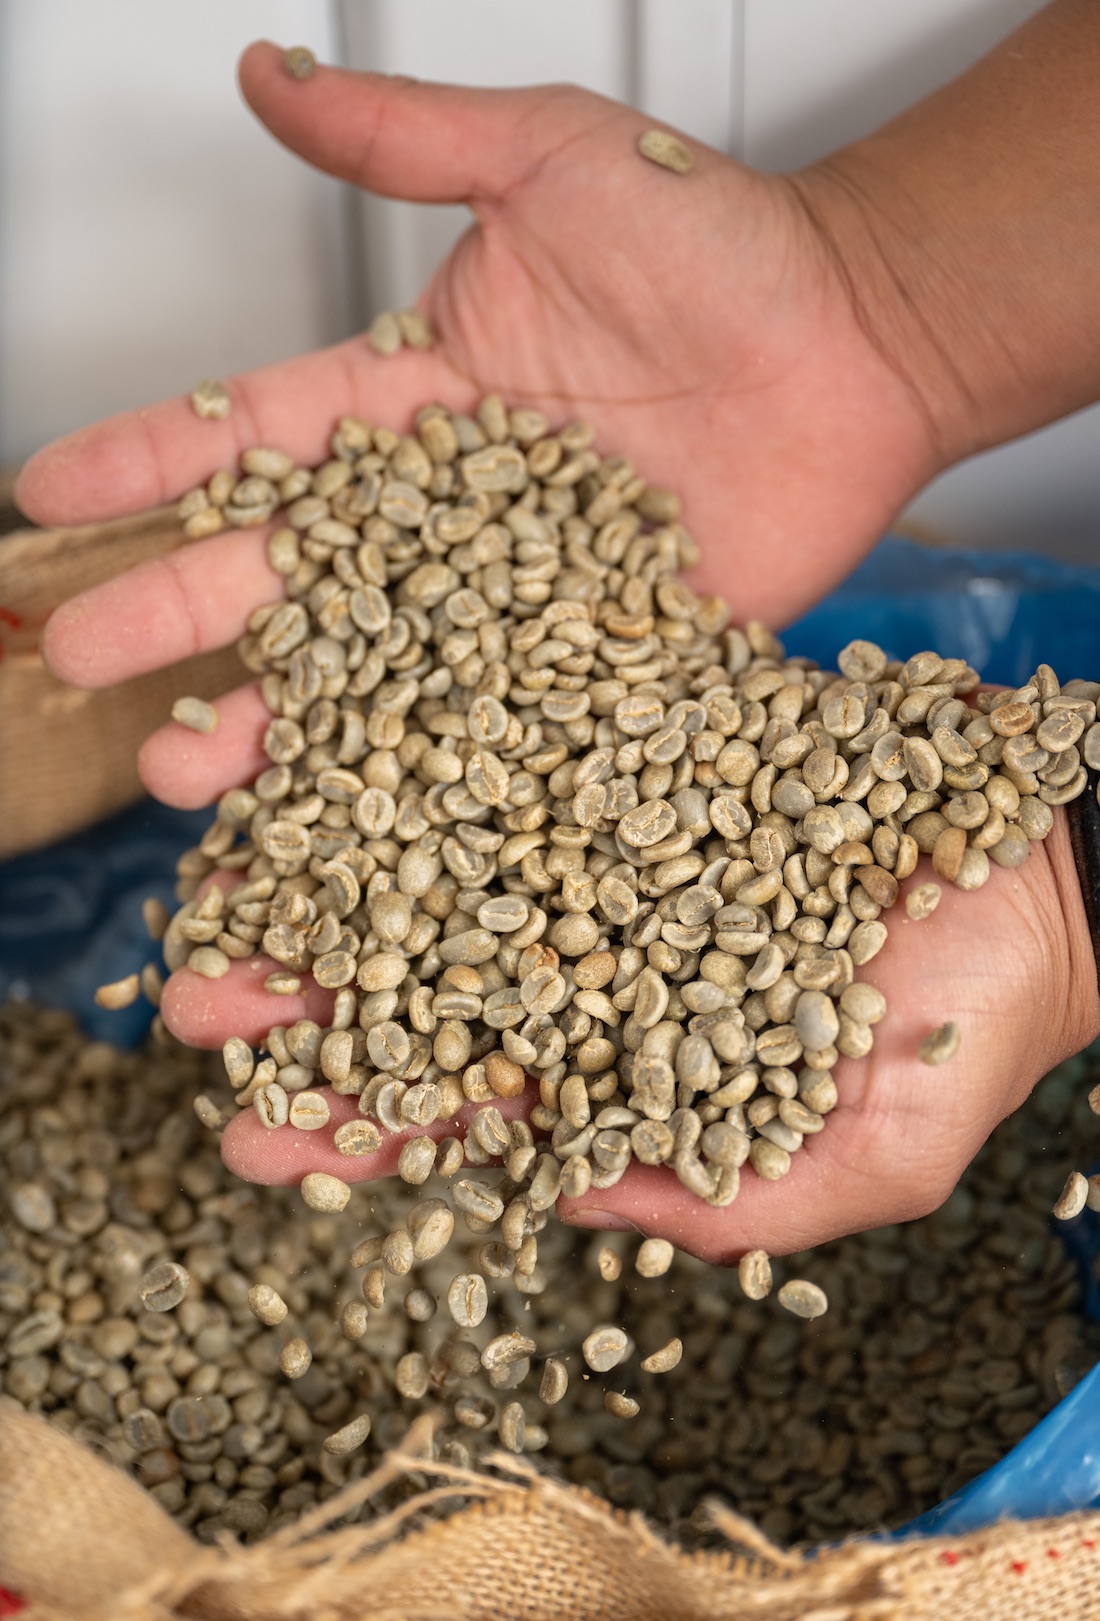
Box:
2;1408;1097;1621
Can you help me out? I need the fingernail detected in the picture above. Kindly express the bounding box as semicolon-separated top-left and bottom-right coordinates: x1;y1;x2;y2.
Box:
566;1208;642;1233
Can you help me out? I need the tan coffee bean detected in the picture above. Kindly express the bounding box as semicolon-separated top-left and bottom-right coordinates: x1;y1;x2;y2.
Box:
919;1021;961;1066
139;1262;190;1313
191;379;231;419
447;1274;488;1329
498;1400;527;1452
1052;1170;1088;1220
484;1051;526;1097
905;882;942;921
778;1280;829;1320
635;1238;674;1278
279;1338;312;1379
288;1092;330;1131
637;129;694;174
94;974;141;1011
171;695;219;734
367;310;402;355
247;1285;288;1326
640;1338;683;1374
284;45;316;80
299;1172;351;1213
604;1391;641;1419
539;1357;570;1404
738;1250;773;1300
597;1245;622;1282
322;1413;372;1455
397;1136;438;1185
582;1326;631;1373
334;1119;382;1156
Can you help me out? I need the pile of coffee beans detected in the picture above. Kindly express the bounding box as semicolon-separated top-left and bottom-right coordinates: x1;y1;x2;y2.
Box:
2;999;1097;1548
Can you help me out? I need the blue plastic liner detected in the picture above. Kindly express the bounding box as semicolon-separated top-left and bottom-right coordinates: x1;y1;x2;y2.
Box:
785;536;1100;688
0;800;208;1046
1;535;1099;1535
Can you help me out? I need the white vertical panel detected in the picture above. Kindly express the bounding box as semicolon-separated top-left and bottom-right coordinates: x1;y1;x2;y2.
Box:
0;0;348;465
340;0;632;314
741;0;1044;171
633;0;740;155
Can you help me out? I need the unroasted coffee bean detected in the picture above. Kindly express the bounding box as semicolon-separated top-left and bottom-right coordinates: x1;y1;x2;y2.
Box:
635;1238;674;1278
95;974;141;1011
322;1413;372;1454
140;1262;190;1313
640;1338;683;1374
300;1172;351;1213
777;1279;829;1320
447;1273;488;1329
905;882;942;921
171;696;219;734
334;1119;382;1156
637;129;694;174
583;1326;631;1373
1052;1171;1088;1220
498;1400;527;1453
288;1092;330;1131
283;45;316;80
604;1390;641;1419
539;1356;569;1404
597;1246;622;1282
279;1338;312;1379
738;1250;772;1301
247;1285;287;1326
919;1022;961;1066
191;379;230;420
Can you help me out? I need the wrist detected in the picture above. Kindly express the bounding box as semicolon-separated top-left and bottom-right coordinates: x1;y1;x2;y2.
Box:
784;0;1100;475
1047;798;1100;1057
1067;766;1100;1006
783;156;987;473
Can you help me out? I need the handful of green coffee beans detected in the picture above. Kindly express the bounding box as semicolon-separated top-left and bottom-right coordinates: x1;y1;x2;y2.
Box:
96;396;1098;1455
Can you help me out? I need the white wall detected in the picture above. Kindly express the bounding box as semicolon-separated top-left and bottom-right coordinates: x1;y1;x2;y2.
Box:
2;0;1097;565
0;0;349;464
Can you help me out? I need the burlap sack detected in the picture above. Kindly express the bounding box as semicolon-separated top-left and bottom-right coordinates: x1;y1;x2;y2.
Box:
0;506;242;859
2;1408;1097;1620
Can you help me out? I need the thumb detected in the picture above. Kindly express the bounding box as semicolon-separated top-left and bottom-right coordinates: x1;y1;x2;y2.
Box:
239;40;615;207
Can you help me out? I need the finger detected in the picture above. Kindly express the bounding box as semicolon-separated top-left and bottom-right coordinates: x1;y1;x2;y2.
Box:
42;528;279;688
14;338;466;529
220;1081;537;1187
557;1090;932;1266
160;958;336;1049
139;682;271;809
239;41;622;206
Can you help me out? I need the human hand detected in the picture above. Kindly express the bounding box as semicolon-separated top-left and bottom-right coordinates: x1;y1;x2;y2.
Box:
167;807;1095;1263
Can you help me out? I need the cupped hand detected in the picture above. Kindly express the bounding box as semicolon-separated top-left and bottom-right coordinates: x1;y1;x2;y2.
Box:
168;814;1098;1263
25;44;944;711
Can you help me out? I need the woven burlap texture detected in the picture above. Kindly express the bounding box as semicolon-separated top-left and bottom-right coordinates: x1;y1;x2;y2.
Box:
2;1409;1097;1621
0;509;242;858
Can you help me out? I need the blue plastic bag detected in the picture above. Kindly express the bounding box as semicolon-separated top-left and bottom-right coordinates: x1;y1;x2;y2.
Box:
2;536;1099;1535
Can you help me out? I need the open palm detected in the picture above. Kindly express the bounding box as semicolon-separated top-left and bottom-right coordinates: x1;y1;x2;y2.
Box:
19;45;1097;1257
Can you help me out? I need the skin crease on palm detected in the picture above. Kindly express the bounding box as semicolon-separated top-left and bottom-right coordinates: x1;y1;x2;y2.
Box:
17;43;1100;1262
